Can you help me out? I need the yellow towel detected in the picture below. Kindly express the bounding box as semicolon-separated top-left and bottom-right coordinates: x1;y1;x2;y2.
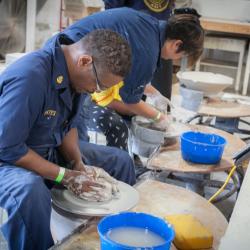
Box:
91;81;124;107
165;214;213;250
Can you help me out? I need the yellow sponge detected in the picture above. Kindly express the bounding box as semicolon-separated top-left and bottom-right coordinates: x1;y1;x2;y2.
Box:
165;214;213;250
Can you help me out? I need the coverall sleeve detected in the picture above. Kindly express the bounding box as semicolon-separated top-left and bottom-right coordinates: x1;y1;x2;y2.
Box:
0;75;44;163
119;79;146;104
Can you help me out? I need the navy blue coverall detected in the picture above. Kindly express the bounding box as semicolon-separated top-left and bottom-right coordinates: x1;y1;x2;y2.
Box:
0;35;135;250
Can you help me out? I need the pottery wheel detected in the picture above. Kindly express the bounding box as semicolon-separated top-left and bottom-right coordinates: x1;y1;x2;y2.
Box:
51;181;139;217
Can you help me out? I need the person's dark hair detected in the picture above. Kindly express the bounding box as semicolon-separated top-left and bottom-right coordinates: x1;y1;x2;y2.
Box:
166;9;204;64
174;8;201;18
80;29;131;77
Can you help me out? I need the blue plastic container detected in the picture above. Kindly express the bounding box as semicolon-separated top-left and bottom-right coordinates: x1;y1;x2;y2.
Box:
180;131;227;164
98;212;175;250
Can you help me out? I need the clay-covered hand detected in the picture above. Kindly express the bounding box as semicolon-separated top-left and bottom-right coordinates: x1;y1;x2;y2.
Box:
146;91;174;113
85;166;119;194
62;169;108;202
153;113;172;131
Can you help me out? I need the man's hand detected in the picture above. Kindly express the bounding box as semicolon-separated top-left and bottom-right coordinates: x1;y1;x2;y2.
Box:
82;166;119;194
69;162;119;196
62;169;108;202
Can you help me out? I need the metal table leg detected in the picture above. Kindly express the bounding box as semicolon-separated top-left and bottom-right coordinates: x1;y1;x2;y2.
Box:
184;173;209;196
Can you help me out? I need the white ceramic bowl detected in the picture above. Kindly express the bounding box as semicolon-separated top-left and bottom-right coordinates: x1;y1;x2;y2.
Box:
177;71;233;96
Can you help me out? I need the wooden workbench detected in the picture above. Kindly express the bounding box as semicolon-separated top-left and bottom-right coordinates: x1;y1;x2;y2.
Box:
51;180;227;250
198;98;250;118
200;18;250;36
149;124;246;174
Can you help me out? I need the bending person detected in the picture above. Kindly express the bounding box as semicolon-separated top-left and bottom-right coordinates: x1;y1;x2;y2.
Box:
0;29;134;250
47;7;204;151
103;0;175;100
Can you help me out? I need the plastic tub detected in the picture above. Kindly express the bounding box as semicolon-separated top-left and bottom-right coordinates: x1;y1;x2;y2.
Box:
98;212;175;250
180;131;227;164
180;86;204;112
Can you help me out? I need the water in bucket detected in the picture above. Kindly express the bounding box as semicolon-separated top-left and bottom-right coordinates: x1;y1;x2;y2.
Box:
98;212;174;250
106;226;166;247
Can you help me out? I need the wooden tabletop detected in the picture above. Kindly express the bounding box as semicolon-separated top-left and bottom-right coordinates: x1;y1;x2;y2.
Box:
53;180;227;250
200;18;250;36
149;124;246;173
134;180;228;250
198;98;250;118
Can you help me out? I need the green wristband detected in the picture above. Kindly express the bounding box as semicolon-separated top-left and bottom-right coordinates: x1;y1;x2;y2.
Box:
55;167;65;184
152;111;161;122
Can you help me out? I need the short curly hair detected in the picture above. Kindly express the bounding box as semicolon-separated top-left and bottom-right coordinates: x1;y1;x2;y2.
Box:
80;29;131;77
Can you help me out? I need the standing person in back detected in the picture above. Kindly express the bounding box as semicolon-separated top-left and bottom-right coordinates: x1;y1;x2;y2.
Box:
103;0;175;100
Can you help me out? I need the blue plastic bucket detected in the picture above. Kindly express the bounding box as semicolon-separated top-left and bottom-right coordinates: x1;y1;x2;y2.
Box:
98;212;175;250
180;131;227;164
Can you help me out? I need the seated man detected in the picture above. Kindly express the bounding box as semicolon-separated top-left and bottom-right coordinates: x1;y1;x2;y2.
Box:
0;29;134;250
47;7;204;152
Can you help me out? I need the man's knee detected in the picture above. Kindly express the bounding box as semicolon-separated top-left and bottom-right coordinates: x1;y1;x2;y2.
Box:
0;167;51;212
21;174;51;207
0;166;53;249
112;149;136;185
